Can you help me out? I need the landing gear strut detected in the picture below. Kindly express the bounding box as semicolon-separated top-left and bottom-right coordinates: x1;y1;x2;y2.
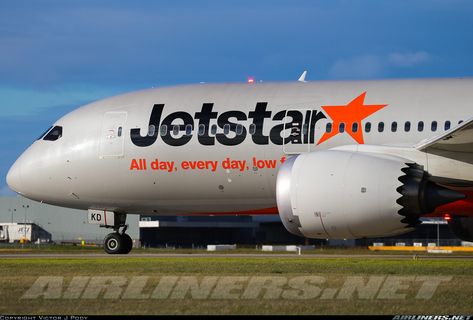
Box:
102;213;133;254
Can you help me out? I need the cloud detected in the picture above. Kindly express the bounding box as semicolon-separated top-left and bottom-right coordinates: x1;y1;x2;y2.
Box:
329;51;433;79
329;55;385;79
388;52;431;67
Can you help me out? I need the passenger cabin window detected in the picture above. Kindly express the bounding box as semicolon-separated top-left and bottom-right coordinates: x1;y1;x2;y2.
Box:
365;122;371;133
404;121;411;132
172;125;179;135
352;122;358;133
302;123;309;135
431;121;438;132
198;124;205;136
160;125;167;136
185;124;193;136
249;123;256;135
418;121;424;132
236;124;244;135
211;124;218;135
223;124;230;135
445;121;451;131
43;126;63;141
339;123;345;133
326;123;332;133
148;125;156;137
378;122;384;132
391;122;397;132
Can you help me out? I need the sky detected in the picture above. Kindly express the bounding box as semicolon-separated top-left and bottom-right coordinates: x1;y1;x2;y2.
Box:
1;0;473;194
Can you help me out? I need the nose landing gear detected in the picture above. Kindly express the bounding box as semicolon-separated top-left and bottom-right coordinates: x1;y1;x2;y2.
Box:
87;209;133;254
104;226;133;254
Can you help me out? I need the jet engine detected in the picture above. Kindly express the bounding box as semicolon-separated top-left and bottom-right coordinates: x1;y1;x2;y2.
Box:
276;150;465;239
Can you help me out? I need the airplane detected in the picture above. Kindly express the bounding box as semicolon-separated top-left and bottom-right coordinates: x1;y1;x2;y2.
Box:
6;77;473;254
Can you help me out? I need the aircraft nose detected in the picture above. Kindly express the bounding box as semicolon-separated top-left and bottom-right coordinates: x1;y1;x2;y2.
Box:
6;160;24;194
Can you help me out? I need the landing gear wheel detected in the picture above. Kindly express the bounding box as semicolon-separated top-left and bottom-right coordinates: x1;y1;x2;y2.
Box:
120;233;133;254
104;233;123;254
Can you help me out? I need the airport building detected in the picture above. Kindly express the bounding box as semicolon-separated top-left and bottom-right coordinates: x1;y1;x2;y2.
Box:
139;215;320;247
0;195;459;247
0;222;52;243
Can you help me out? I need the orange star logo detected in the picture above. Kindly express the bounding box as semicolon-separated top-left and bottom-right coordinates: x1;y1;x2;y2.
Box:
317;92;387;145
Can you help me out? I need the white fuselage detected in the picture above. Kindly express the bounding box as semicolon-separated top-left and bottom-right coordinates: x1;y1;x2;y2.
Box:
6;78;473;215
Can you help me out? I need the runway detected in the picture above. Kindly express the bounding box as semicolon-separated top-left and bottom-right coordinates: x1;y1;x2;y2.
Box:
1;252;473;259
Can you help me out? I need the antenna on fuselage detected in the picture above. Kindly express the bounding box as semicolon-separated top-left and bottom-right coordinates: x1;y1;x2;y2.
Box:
298;70;308;82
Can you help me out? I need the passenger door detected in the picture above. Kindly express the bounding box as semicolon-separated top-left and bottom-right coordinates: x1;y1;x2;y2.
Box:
99;112;128;158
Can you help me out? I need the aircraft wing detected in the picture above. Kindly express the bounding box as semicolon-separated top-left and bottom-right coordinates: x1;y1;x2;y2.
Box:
416;116;473;164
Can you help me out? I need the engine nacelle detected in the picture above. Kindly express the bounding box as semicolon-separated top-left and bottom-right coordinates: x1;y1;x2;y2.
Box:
276;150;465;240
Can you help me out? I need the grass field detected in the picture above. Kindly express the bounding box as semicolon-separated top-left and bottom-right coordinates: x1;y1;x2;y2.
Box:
0;254;472;315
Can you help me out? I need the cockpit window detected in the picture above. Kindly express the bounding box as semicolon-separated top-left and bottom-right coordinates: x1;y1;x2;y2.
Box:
43;126;63;141
37;126;53;140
